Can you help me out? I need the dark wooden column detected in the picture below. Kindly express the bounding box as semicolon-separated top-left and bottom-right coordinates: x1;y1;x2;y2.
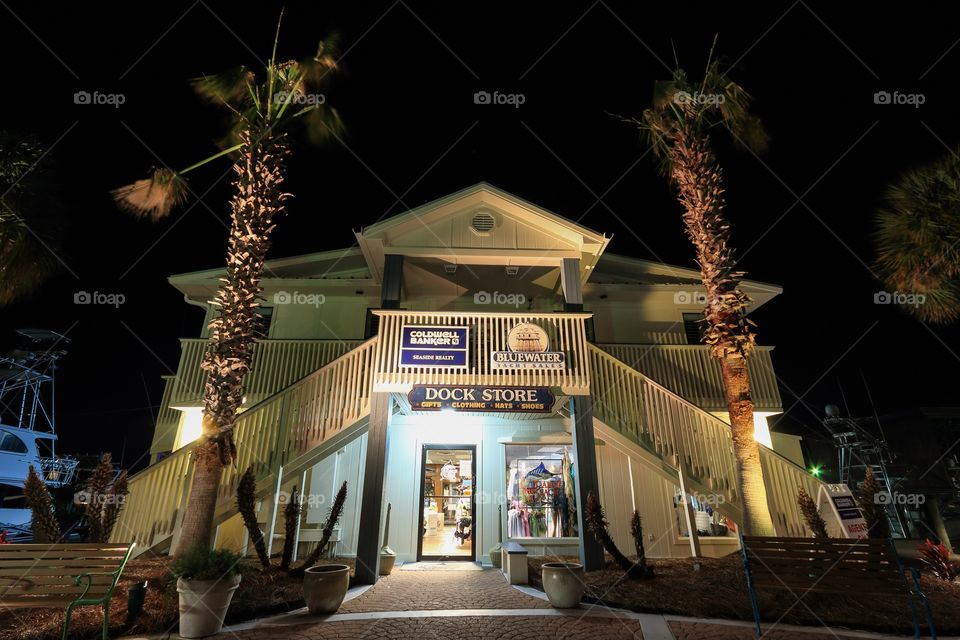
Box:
354;392;392;584
381;254;404;309
560;257;584;312
570;395;605;570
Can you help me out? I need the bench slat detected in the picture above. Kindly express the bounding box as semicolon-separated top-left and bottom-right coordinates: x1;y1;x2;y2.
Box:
0;560;126;569
0;547;130;556
0;596;89;608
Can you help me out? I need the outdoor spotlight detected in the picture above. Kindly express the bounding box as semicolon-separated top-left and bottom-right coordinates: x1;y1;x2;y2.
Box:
505;266;519;276
444;263;458;275
809;465;822;478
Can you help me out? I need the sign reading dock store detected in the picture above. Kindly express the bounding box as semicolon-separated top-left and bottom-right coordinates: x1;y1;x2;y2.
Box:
409;385;555;413
400;325;469;369
492;322;565;370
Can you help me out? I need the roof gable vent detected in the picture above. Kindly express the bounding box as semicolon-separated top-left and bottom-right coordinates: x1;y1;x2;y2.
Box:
470;211;495;235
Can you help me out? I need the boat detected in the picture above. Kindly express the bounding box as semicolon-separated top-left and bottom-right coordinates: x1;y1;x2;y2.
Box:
0;329;79;533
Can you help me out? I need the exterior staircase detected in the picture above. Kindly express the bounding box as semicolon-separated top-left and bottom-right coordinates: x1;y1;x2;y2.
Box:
111;338;378;556
587;344;826;538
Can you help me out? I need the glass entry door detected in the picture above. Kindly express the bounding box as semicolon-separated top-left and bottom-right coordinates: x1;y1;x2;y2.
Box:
417;445;475;561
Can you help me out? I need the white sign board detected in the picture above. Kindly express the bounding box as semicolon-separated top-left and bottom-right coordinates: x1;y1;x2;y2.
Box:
817;483;869;539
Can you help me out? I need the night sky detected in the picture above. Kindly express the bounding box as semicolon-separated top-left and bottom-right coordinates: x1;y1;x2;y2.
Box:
1;2;958;475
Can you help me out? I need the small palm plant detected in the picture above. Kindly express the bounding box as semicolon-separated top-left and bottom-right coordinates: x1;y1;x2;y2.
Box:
114;12;343;556
874;150;960;323
617;38;775;535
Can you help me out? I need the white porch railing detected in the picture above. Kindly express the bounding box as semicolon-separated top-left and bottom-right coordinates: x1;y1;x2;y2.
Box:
596;344;781;412
589;344;823;536
372;310;591;395
111;338;378;554
167;339;365;407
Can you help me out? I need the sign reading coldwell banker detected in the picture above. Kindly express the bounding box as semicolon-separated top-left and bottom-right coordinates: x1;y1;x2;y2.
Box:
491;322;565;370
409;385;555;413
400;325;469;369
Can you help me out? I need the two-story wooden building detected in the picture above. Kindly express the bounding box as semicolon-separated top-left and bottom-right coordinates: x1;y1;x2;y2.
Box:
114;184;824;583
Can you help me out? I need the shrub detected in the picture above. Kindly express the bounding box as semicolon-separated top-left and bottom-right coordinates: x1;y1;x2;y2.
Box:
290;481;347;578
585;491;649;579
280;486;301;572
918;539;959;582
857;468;890;539
171;546;244;581
630;510;654;577
797;488;829;538
24;465;61;543
236;466;270;568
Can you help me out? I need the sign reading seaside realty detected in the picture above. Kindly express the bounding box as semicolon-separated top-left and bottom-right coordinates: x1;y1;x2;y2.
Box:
409;384;555;413
400;325;469;369
491;323;565;370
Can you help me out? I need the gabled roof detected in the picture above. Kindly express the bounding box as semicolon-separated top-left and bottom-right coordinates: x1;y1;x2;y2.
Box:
355;182;610;283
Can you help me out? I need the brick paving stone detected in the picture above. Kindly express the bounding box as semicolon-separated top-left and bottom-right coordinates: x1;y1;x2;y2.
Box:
339;569;552;612
668;620;848;640
236;615;643;639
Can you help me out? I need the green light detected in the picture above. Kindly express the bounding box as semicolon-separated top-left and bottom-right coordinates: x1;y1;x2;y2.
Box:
809;465;822;477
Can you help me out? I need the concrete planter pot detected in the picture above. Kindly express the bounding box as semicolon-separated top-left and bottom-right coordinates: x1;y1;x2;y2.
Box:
489;544;502;568
176;574;242;638
303;564;351;614
379;552;396;575
541;562;584;608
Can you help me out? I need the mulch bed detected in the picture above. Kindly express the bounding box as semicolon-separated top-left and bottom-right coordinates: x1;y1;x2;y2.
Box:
528;555;957;636
0;555;358;640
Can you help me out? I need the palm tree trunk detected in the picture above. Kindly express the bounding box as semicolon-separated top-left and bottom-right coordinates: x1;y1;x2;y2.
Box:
669;125;775;536
719;356;775;536
174;124;290;556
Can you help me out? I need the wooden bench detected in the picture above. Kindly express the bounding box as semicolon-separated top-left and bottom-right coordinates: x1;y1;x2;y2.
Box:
741;536;936;639
0;542;135;640
500;540;528;585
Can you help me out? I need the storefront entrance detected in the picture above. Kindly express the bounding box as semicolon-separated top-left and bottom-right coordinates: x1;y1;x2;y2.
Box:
417;445;475;561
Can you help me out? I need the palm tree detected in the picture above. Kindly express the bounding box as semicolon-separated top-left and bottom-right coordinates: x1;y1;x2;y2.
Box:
114;14;343;555
619;43;776;536
0;131;64;305
875;150;960;323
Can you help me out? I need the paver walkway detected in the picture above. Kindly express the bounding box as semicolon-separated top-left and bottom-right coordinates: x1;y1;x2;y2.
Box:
194;564;920;640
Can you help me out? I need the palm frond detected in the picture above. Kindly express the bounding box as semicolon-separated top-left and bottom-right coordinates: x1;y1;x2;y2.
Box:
303;106;344;144
111;167;188;221
191;66;255;108
875;151;960;323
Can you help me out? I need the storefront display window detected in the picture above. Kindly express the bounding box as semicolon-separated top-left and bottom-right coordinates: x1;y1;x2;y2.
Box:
505;444;577;538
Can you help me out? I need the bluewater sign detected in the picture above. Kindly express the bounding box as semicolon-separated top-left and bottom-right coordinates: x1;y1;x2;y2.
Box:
408;385;555;413
400;325;469;369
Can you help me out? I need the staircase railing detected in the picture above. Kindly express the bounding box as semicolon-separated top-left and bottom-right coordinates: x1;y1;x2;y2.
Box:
596;343;781;412
588;344;824;535
111;338;378;552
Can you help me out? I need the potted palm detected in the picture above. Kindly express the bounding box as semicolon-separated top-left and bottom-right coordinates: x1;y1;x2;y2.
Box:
172;547;244;638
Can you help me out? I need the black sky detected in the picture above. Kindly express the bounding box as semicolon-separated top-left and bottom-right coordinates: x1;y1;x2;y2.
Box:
1;2;958;474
